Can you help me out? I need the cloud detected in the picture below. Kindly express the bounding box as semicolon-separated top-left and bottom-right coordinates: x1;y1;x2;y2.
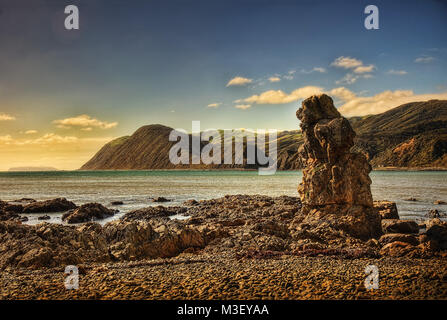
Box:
301;67;327;74
414;56;435;63
207;103;221;108
331;56;363;69
0;113;15;121
268;77;281;83
226;76;253;87
336;73;359;85
353;65;375;74
24;130;38;135
240;86;323;105
53;115;118;130
334;88;447;117
235;83;447;118
331;56;375;84
234;104;251;110
387;69;408;75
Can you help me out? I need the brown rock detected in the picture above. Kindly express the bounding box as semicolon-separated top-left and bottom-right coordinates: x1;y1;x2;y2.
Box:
373;201;399;219
434;200;446;205
381;219;419;234
62;203;117;224
296;94;381;240
425;218;447;250
379;233;419;246
152;197;171;203
379;241;415;257
23;198;77;213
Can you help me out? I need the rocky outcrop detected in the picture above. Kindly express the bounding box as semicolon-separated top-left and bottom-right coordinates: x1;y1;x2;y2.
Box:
123;206;187;221
62;203;118;224
381;219;419;234
426;218;447;250
295;94;382;240
22;198;77;214
374;201;399;219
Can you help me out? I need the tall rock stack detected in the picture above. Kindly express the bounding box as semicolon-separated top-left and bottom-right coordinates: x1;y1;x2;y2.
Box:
296;94;381;240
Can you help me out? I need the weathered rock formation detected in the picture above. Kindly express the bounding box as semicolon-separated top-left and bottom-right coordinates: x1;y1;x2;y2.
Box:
296;94;382;240
22;198;77;214
62;203;118;224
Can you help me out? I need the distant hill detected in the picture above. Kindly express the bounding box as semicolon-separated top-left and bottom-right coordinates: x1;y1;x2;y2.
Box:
9;167;59;172
81;100;447;170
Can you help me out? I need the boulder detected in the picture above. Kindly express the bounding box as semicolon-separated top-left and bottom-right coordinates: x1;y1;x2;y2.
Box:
425;209;447;218
379;233;419;246
152;197;171;203
379;241;415;257
434;200;446;205
23;198;77;213
62;203;118;224
38;215;51;221
404;197;418;202
373;201;399;219
123;206;187;221
111;201;124;206
381;219;419;234
295;94;381;240
425;219;447;250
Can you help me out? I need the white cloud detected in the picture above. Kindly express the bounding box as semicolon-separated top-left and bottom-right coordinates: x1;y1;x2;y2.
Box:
241;86;323;105
414;56;435;63
0;113;15;121
387;69;408;75
234;104;251;110
336;73;359;85
353;65;375;74
53;115;118;130
331;56;363;69
207;103;221;108
226;76;253;87
234;83;447;118
301;67;327;74
24;130;38;135
335;88;447;117
268;77;281;83
331;56;375;84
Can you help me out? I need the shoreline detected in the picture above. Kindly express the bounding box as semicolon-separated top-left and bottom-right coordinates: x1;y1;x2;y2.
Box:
1;194;447;299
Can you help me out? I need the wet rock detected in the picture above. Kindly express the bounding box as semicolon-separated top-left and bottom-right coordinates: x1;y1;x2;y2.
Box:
404;198;418;202
295;94;381;240
3;204;23;213
22;198;77;214
425;209;447;219
381;219;419;234
152;197;171;203
38;215;51;221
374;201;399;219
62;203;118;224
111;201;124;206
123;206;187;221
425;218;447;250
183;199;199;206
379;233;419;246
434;200;446;205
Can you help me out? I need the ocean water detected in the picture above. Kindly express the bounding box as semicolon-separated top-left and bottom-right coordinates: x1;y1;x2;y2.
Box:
0;170;446;225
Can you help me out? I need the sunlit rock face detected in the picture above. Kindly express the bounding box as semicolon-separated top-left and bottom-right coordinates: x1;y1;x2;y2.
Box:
296;94;381;240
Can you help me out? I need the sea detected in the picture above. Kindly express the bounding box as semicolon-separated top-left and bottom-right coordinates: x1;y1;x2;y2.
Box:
0;170;446;225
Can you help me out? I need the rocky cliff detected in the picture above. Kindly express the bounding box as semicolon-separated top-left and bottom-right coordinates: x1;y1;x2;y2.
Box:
81;100;447;170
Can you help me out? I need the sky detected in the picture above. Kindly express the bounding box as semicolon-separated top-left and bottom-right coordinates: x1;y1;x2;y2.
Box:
0;0;446;170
